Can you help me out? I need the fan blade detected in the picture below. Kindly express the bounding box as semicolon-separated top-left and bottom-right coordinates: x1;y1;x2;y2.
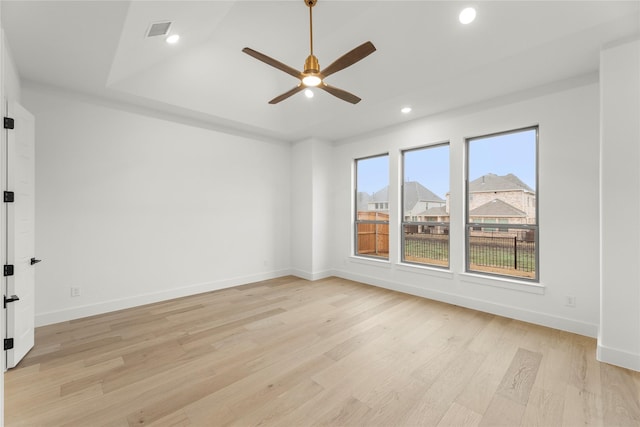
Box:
242;47;302;79
319;83;361;104
269;85;305;104
321;41;376;78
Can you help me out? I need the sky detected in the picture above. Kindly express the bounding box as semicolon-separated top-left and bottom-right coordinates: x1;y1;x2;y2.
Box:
357;128;536;198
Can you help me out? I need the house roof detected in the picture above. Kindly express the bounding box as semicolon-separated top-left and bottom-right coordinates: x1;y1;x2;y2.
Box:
469;173;534;193
469;199;526;217
403;181;444;212
367;181;444;209
416;206;449;217
371;187;389;203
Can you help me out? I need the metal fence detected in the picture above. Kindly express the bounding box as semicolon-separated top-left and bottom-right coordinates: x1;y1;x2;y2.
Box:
403;233;536;275
468;235;536;273
403;234;449;266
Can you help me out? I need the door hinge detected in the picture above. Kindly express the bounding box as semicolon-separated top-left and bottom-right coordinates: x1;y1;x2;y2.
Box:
3;117;14;130
4;338;14;350
3;265;14;276
4;191;14;203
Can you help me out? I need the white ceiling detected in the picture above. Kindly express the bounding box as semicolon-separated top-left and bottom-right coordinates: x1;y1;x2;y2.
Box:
2;1;639;142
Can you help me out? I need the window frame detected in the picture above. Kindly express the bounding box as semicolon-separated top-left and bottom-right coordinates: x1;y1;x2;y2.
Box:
354;153;390;260
401;142;450;269
465;126;539;282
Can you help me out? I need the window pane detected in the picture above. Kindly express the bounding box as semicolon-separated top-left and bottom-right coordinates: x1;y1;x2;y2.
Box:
402;144;450;267
355;155;389;259
404;225;449;266
466;128;537;280
468;227;537;279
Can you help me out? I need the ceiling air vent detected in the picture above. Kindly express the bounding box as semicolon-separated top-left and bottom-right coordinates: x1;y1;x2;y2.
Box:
146;21;172;38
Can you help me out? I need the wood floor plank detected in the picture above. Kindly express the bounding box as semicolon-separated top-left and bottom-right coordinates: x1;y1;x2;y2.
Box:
146;409;192;427
403;348;486;426
5;276;640;426
224;356;332;425
600;362;640;426
521;386;565;426
269;383;355;426
479;394;527;427
454;338;519;415
495;347;543;405
436;402;483;427
323;323;386;361
312;395;372;426
562;385;604;426
228;380;324;426
356;377;425;426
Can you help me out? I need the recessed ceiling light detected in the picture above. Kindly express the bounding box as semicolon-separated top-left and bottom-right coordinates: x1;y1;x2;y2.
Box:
304;89;314;98
166;34;180;44
459;7;476;25
401;106;412;114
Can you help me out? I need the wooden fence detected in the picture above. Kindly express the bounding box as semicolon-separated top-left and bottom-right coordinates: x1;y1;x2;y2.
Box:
356;211;389;256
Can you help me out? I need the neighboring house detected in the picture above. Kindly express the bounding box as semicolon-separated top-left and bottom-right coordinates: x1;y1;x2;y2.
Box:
358;173;535;229
357;182;447;234
368;186;390;212
416;205;449;223
469;198;527;229
403;181;446;220
357;181;446;217
467;173;536;225
356;191;373;213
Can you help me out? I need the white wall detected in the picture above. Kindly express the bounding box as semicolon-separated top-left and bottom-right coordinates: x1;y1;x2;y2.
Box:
290;140;313;277
331;80;601;337
290;138;333;280
24;84;292;326
599;38;640;371
2;32;20;103
311;140;332;277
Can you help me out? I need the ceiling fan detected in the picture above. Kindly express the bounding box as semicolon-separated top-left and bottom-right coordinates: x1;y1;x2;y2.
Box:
242;0;376;105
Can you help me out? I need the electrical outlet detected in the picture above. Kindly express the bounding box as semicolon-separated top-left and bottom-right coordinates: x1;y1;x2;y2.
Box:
565;295;576;307
70;287;81;297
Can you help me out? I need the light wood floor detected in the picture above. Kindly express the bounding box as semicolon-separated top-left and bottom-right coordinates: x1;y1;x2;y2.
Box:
6;276;640;426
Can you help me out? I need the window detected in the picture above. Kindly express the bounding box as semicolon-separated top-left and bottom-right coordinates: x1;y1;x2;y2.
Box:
401;143;450;268
482;218;498;232
466;127;538;280
355;154;389;259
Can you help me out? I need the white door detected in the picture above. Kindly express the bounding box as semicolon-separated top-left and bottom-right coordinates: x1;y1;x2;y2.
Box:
4;102;36;369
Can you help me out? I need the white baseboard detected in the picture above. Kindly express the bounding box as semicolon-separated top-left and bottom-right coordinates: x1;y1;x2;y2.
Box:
597;342;640;372
290;268;333;281
35;269;293;327
333;268;599;338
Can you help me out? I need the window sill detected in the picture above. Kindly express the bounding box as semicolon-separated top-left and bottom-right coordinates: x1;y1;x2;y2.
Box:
396;263;454;280
460;272;545;295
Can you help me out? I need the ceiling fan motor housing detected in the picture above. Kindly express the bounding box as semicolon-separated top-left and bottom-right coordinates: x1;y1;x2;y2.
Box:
304;55;320;74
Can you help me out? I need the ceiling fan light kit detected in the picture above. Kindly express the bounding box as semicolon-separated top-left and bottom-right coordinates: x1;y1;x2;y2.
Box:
242;0;376;104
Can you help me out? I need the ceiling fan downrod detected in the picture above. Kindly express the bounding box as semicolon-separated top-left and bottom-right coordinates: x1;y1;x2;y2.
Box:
305;0;319;75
